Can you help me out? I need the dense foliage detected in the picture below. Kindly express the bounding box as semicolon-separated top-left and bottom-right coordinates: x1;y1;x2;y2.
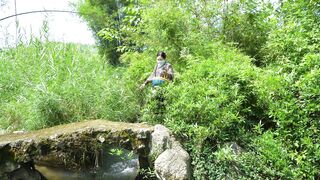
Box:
77;0;135;65
0;41;139;130
1;0;319;179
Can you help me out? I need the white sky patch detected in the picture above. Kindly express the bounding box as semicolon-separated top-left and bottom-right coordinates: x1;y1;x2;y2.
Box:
0;0;95;48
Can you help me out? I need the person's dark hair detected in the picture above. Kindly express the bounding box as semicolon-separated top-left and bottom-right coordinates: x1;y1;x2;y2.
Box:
157;51;166;59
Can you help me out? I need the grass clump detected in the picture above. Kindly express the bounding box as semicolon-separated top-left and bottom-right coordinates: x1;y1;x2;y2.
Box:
0;41;139;131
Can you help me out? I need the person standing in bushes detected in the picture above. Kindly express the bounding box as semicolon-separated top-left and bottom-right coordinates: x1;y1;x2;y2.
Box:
140;51;174;89
140;51;174;119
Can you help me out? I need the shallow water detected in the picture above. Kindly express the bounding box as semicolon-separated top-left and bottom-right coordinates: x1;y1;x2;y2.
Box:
35;148;139;180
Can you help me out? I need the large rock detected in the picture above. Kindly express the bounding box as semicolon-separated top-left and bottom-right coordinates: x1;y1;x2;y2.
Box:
155;146;190;180
152;125;191;180
150;124;171;158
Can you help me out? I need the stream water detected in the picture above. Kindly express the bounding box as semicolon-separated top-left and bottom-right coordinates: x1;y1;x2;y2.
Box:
7;148;140;180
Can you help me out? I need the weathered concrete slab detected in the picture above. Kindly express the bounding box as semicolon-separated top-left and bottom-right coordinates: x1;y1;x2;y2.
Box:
0;120;153;147
0;120;191;180
0;120;154;176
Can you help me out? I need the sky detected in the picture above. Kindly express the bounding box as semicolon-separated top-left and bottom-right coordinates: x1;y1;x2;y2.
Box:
0;0;95;48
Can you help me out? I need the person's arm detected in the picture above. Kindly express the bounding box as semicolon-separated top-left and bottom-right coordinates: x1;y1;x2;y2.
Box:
146;64;158;83
140;65;157;88
166;64;174;81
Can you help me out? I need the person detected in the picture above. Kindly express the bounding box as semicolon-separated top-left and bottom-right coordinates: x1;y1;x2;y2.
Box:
140;51;174;89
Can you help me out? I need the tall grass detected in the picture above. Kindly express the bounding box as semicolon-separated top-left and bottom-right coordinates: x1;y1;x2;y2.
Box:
0;40;140;131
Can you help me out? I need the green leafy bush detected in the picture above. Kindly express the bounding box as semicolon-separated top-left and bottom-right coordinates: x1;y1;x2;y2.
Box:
221;0;276;66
